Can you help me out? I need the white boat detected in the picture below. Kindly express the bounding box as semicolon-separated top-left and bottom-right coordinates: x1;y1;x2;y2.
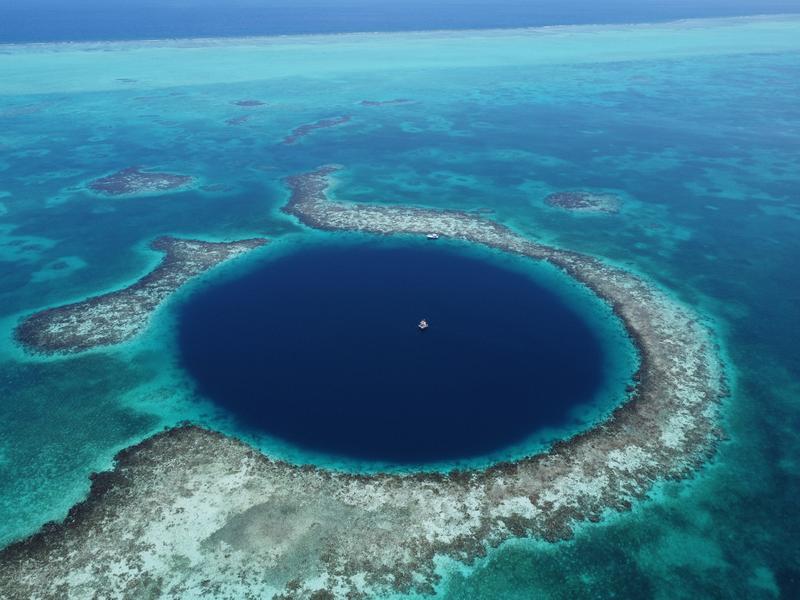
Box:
418;319;429;331
426;233;439;240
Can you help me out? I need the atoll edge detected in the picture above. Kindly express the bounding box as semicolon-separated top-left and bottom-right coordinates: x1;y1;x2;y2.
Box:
0;166;726;599
15;236;268;354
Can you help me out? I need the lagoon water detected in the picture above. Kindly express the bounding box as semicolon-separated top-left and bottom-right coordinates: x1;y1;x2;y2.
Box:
0;10;799;599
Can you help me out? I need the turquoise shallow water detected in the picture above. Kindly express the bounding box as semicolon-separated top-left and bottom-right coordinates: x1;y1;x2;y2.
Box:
0;15;799;597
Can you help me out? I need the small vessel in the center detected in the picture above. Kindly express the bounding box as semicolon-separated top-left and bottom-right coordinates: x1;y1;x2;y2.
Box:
418;319;429;331
426;233;440;240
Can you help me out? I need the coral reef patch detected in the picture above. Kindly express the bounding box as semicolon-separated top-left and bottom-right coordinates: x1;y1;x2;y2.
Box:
225;115;250;126
88;167;193;197
282;115;352;145
359;99;415;107
544;191;621;213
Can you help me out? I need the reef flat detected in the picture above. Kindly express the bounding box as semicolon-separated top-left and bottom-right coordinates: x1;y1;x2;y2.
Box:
88;167;193;196
544;191;621;214
0;167;726;599
15;237;267;354
281;115;352;145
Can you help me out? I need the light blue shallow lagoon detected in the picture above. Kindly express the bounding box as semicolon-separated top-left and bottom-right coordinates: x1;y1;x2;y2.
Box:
0;14;799;598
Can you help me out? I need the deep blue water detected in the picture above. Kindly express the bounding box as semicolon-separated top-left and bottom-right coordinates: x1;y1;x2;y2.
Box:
1;0;797;43
178;243;605;463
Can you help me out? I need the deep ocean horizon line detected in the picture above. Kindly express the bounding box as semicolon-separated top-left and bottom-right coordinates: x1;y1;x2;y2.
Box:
1;12;798;50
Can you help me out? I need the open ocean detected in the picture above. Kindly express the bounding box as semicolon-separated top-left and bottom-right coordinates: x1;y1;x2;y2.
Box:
0;1;799;598
1;0;799;42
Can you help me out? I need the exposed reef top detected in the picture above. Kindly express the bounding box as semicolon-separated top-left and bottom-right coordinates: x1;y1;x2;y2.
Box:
544;191;621;214
281;115;352;145
15;236;267;354
88;167;193;197
0;167;727;599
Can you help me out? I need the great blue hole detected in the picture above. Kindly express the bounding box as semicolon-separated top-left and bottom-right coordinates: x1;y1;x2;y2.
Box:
178;242;607;464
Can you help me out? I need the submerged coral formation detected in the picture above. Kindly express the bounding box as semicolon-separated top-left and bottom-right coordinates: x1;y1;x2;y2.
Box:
233;99;266;107
88;167;194;196
225;114;251;126
0;166;726;599
15;237;267;354
282;115;352;145
544;191;621;213
359;98;415;106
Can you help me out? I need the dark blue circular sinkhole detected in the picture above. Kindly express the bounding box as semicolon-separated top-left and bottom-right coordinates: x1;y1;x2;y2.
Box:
178;242;607;464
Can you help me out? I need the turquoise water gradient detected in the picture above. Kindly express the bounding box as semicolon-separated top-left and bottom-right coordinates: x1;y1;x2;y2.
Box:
1;15;799;597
